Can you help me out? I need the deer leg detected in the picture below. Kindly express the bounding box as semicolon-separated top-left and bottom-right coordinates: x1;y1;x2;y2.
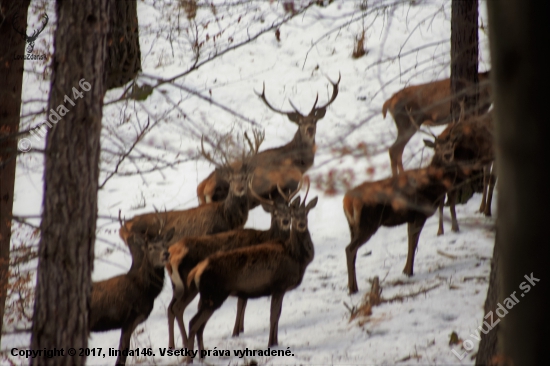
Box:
389;121;416;176
116;316;144;365
345;226;379;294
403;216;427;276
167;296;177;349
449;191;459;232
268;292;285;347
197;319;208;358
187;307;215;364
437;196;445;236
479;165;489;213
484;171;497;217
232;297;248;337
169;286;199;349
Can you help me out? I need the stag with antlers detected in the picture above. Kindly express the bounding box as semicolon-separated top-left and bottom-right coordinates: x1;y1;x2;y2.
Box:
165;179;302;349
119;131;264;252
197;74;340;208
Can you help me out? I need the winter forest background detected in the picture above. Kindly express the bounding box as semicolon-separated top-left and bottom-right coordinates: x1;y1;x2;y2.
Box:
1;0;548;365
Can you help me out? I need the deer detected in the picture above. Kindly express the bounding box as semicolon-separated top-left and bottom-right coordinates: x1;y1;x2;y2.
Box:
342;159;488;294
165;180;302;349
382;71;492;176
185;185;318;363
89;228;174;366
196;74;340;208
119;131;264;253
424;110;496;235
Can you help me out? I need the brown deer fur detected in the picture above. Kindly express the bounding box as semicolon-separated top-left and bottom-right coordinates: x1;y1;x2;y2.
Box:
427;111;496;235
89;229;174;366
343;165;476;294
383;71;491;176
165;183;300;349
197;75;339;208
185;194;318;363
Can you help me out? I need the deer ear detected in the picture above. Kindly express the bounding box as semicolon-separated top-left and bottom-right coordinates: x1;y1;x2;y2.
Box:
313;108;326;119
287;113;301;124
306;196;318;211
291;196;301;209
260;202;275;213
423;139;435;148
164;228;175;243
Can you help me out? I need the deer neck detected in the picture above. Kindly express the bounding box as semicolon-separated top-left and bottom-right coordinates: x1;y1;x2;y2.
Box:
222;192;250;229
288;229;315;265
283;129;315;171
136;258;166;297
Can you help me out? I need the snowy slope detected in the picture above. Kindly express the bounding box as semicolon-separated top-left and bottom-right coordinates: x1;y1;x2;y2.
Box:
6;0;495;365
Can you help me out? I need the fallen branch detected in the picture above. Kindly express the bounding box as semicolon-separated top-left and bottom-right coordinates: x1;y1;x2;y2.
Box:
437;249;458;259
381;282;442;304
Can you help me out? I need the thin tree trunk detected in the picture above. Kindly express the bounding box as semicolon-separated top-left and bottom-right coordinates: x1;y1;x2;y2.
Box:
0;0;31;341
450;0;479;120
475;1;550;365
30;1;109;364
475;239;499;365
105;0;141;89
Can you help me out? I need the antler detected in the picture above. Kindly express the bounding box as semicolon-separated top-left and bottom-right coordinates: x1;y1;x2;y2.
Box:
118;209;125;227
277;178;303;203
249;179;274;206
200;136;223;168
257;73;340;118
301;176;311;207
256;83;296;115
312;72;341;114
406;107;437;140
243;129;265;162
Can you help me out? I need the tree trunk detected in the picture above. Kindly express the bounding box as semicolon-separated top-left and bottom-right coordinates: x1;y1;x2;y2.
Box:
475;239;499;365
30;1;109;364
450;0;479;120
0;0;31;341
475;1;550;365
105;0;141;89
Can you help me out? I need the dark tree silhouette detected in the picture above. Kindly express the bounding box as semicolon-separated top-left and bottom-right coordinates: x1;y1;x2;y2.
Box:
476;1;550;365
29;0;109;364
105;0;141;89
0;0;31;340
450;0;479;120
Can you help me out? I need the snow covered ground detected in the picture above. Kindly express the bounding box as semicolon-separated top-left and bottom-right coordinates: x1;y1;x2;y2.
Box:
5;0;495;364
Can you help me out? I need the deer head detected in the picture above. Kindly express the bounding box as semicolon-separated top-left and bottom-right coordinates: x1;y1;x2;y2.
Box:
289;177;318;232
257;74;340;145
12;13;48;53
249;178;303;232
201;130;264;198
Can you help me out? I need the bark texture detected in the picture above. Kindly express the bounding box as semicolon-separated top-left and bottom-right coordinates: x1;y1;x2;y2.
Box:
475;1;550;365
450;0;479;120
105;0;141;89
0;0;31;339
30;1;109;364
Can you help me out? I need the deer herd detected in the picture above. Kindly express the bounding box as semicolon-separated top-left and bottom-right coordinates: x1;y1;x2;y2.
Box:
91;71;496;364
